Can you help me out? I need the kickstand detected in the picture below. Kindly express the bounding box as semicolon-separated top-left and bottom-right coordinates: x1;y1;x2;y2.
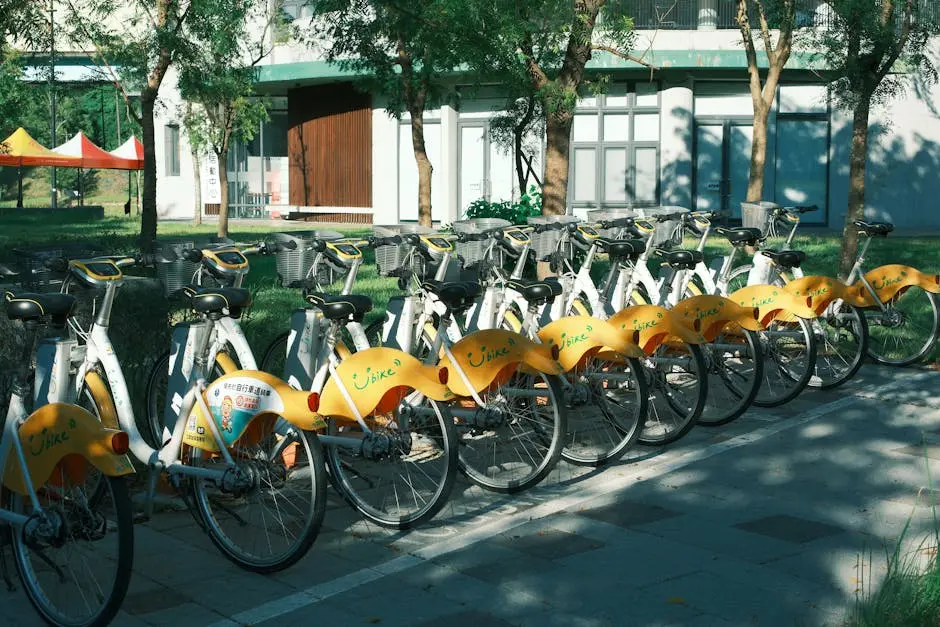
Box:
140;468;161;523
172;476;206;531
0;527;16;592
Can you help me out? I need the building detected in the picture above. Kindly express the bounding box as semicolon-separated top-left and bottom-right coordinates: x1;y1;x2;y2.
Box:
149;0;940;231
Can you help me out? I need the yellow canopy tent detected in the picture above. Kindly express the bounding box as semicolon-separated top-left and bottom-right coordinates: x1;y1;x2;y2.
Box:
0;128;81;207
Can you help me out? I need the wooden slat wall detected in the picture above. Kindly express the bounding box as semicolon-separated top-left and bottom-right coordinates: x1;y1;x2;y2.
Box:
288;83;372;208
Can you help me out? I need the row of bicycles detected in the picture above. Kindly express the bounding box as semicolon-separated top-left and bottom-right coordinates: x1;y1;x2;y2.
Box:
0;203;937;625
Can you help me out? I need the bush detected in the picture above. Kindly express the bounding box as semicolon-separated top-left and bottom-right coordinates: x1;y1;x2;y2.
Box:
465;186;542;224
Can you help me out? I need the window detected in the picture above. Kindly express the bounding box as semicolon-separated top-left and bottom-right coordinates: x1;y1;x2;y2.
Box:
774;84;831;223
570;82;661;208
164;125;180;176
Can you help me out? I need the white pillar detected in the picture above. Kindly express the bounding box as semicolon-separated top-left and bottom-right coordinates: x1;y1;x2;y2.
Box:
698;0;718;30
660;80;695;208
440;102;459;224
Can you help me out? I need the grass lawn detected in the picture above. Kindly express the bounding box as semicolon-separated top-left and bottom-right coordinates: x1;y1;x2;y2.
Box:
3;208;940;414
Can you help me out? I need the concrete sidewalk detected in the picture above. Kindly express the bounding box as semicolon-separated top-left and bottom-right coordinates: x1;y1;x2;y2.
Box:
3;365;939;626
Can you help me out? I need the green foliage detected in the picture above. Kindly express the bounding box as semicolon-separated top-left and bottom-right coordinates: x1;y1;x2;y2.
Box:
464;187;543;224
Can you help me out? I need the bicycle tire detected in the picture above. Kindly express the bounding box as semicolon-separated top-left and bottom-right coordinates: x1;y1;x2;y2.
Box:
753;316;817;407
75;377;114;508
260;331;291;379
457;370;566;493
561;356;649;466
325;396;458;528
12;474;134;627
698;326;763;427
191;427;327;573
723;264;753;297
865;288;940;366
638;342;708;445
808;304;868;389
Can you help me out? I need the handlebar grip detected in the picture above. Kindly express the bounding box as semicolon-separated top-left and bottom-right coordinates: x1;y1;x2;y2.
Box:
47;257;69;273
457;232;488;243
368;235;402;248
182;249;204;263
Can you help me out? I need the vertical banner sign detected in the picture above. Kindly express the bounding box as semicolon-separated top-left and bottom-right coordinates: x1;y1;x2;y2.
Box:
202;153;222;205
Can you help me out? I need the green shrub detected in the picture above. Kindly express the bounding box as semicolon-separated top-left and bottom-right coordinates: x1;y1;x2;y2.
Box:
464;186;542;224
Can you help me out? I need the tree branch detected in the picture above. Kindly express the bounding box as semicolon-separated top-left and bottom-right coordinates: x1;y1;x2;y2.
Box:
737;0;765;114
754;0;775;65
876;0;913;79
591;45;658;70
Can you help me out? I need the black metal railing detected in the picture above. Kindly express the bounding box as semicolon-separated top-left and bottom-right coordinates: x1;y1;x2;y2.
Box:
614;0;939;31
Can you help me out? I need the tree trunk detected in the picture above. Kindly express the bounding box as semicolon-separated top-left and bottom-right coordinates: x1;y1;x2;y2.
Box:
514;126;526;195
139;92;158;252
410;108;433;227
541;112;573;216
191;149;202;226
839;99;871;280
217;154;230;238
746;105;769;202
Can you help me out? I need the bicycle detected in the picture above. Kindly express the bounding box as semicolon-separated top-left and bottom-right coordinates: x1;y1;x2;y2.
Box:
2;287;135;626
55;254;328;573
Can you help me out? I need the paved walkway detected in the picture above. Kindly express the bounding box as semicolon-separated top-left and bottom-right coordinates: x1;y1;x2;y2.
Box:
2;365;939;626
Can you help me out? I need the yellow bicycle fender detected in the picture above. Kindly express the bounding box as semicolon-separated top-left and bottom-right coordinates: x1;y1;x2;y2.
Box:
215;352;238;375
84;370;119;430
729;285;817;325
848;264;940;306
439;330;562;397
188;371;326;452
783;275;867;313
4;404;134;495
537;316;644;371
317;348;452;421
608;305;706;354
670;295;763;341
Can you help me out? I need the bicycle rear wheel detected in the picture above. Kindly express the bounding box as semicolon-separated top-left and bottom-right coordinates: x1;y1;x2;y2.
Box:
698;326;762;426
809;304;868;389
191;425;327;573
562;356;648;466
638;342;708;445
458;370;566;493
864;287;940;366
12;473;133;627
754;317;816;407
260;331;290;379
325;395;457;528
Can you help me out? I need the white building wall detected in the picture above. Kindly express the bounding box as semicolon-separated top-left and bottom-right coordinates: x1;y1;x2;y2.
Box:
153;68;197;221
660;81;694;207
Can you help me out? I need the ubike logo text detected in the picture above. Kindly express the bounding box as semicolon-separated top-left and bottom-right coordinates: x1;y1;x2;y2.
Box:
352;358;401;390
694;307;721;320
467;337;517;368
871;273;905;291
29;419;77;457
557;324;593;350
626;312;663;332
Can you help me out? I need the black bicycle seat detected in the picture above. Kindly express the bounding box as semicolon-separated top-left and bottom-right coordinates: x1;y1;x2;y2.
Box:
506;278;563;305
422;280;481;312
656;249;703;270
598;239;645;262
716;227;763;247
4;291;75;325
304;292;373;321
183;286;252;317
761;249;806;269
853;220;894;237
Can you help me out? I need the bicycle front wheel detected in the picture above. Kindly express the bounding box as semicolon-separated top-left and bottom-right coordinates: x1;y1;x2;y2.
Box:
12;474;134;627
325;396;457;528
260;331;290;379
562;356;648;466
638;342;708;445
458;370;566;493
865;287;940;366
754;317;817;407
698;326;762;426
809;304;868;389
191;425;327;573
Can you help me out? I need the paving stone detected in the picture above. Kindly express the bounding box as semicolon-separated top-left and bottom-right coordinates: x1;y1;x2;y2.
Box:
894;444;940;460
735;514;846;545
136;602;227;626
122;586;192;616
412;609;517;627
578;499;683;528
194;572;298;615
493;527;605;560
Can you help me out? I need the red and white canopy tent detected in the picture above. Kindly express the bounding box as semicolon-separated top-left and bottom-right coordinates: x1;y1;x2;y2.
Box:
53;132;142;208
0;128;80;207
108;136;144;169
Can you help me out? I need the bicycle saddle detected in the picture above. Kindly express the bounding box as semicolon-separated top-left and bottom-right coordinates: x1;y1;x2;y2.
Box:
3;291;75;325
183;286;252;316
305;292;373;321
656;249;703;270
598;239;645;262
506;278;563;305
761;249;806;269
853;220;894;237
421;280;481;312
716;227;763;247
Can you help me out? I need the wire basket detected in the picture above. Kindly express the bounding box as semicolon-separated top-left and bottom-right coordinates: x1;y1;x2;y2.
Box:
373;224;435;277
153;238;204;297
453;218;511;269
586;208;637;239
633;206;690;248
271;230;343;287
741;201;780;231
526;215;580;261
12;243;103;293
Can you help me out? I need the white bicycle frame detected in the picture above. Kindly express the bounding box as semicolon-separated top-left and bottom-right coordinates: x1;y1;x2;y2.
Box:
1;390;56;525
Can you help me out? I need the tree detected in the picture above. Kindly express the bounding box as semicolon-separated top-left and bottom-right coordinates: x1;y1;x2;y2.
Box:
311;0;469;227
178;0;278;237
471;1;648;216
809;0;940;278
736;0;795;203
